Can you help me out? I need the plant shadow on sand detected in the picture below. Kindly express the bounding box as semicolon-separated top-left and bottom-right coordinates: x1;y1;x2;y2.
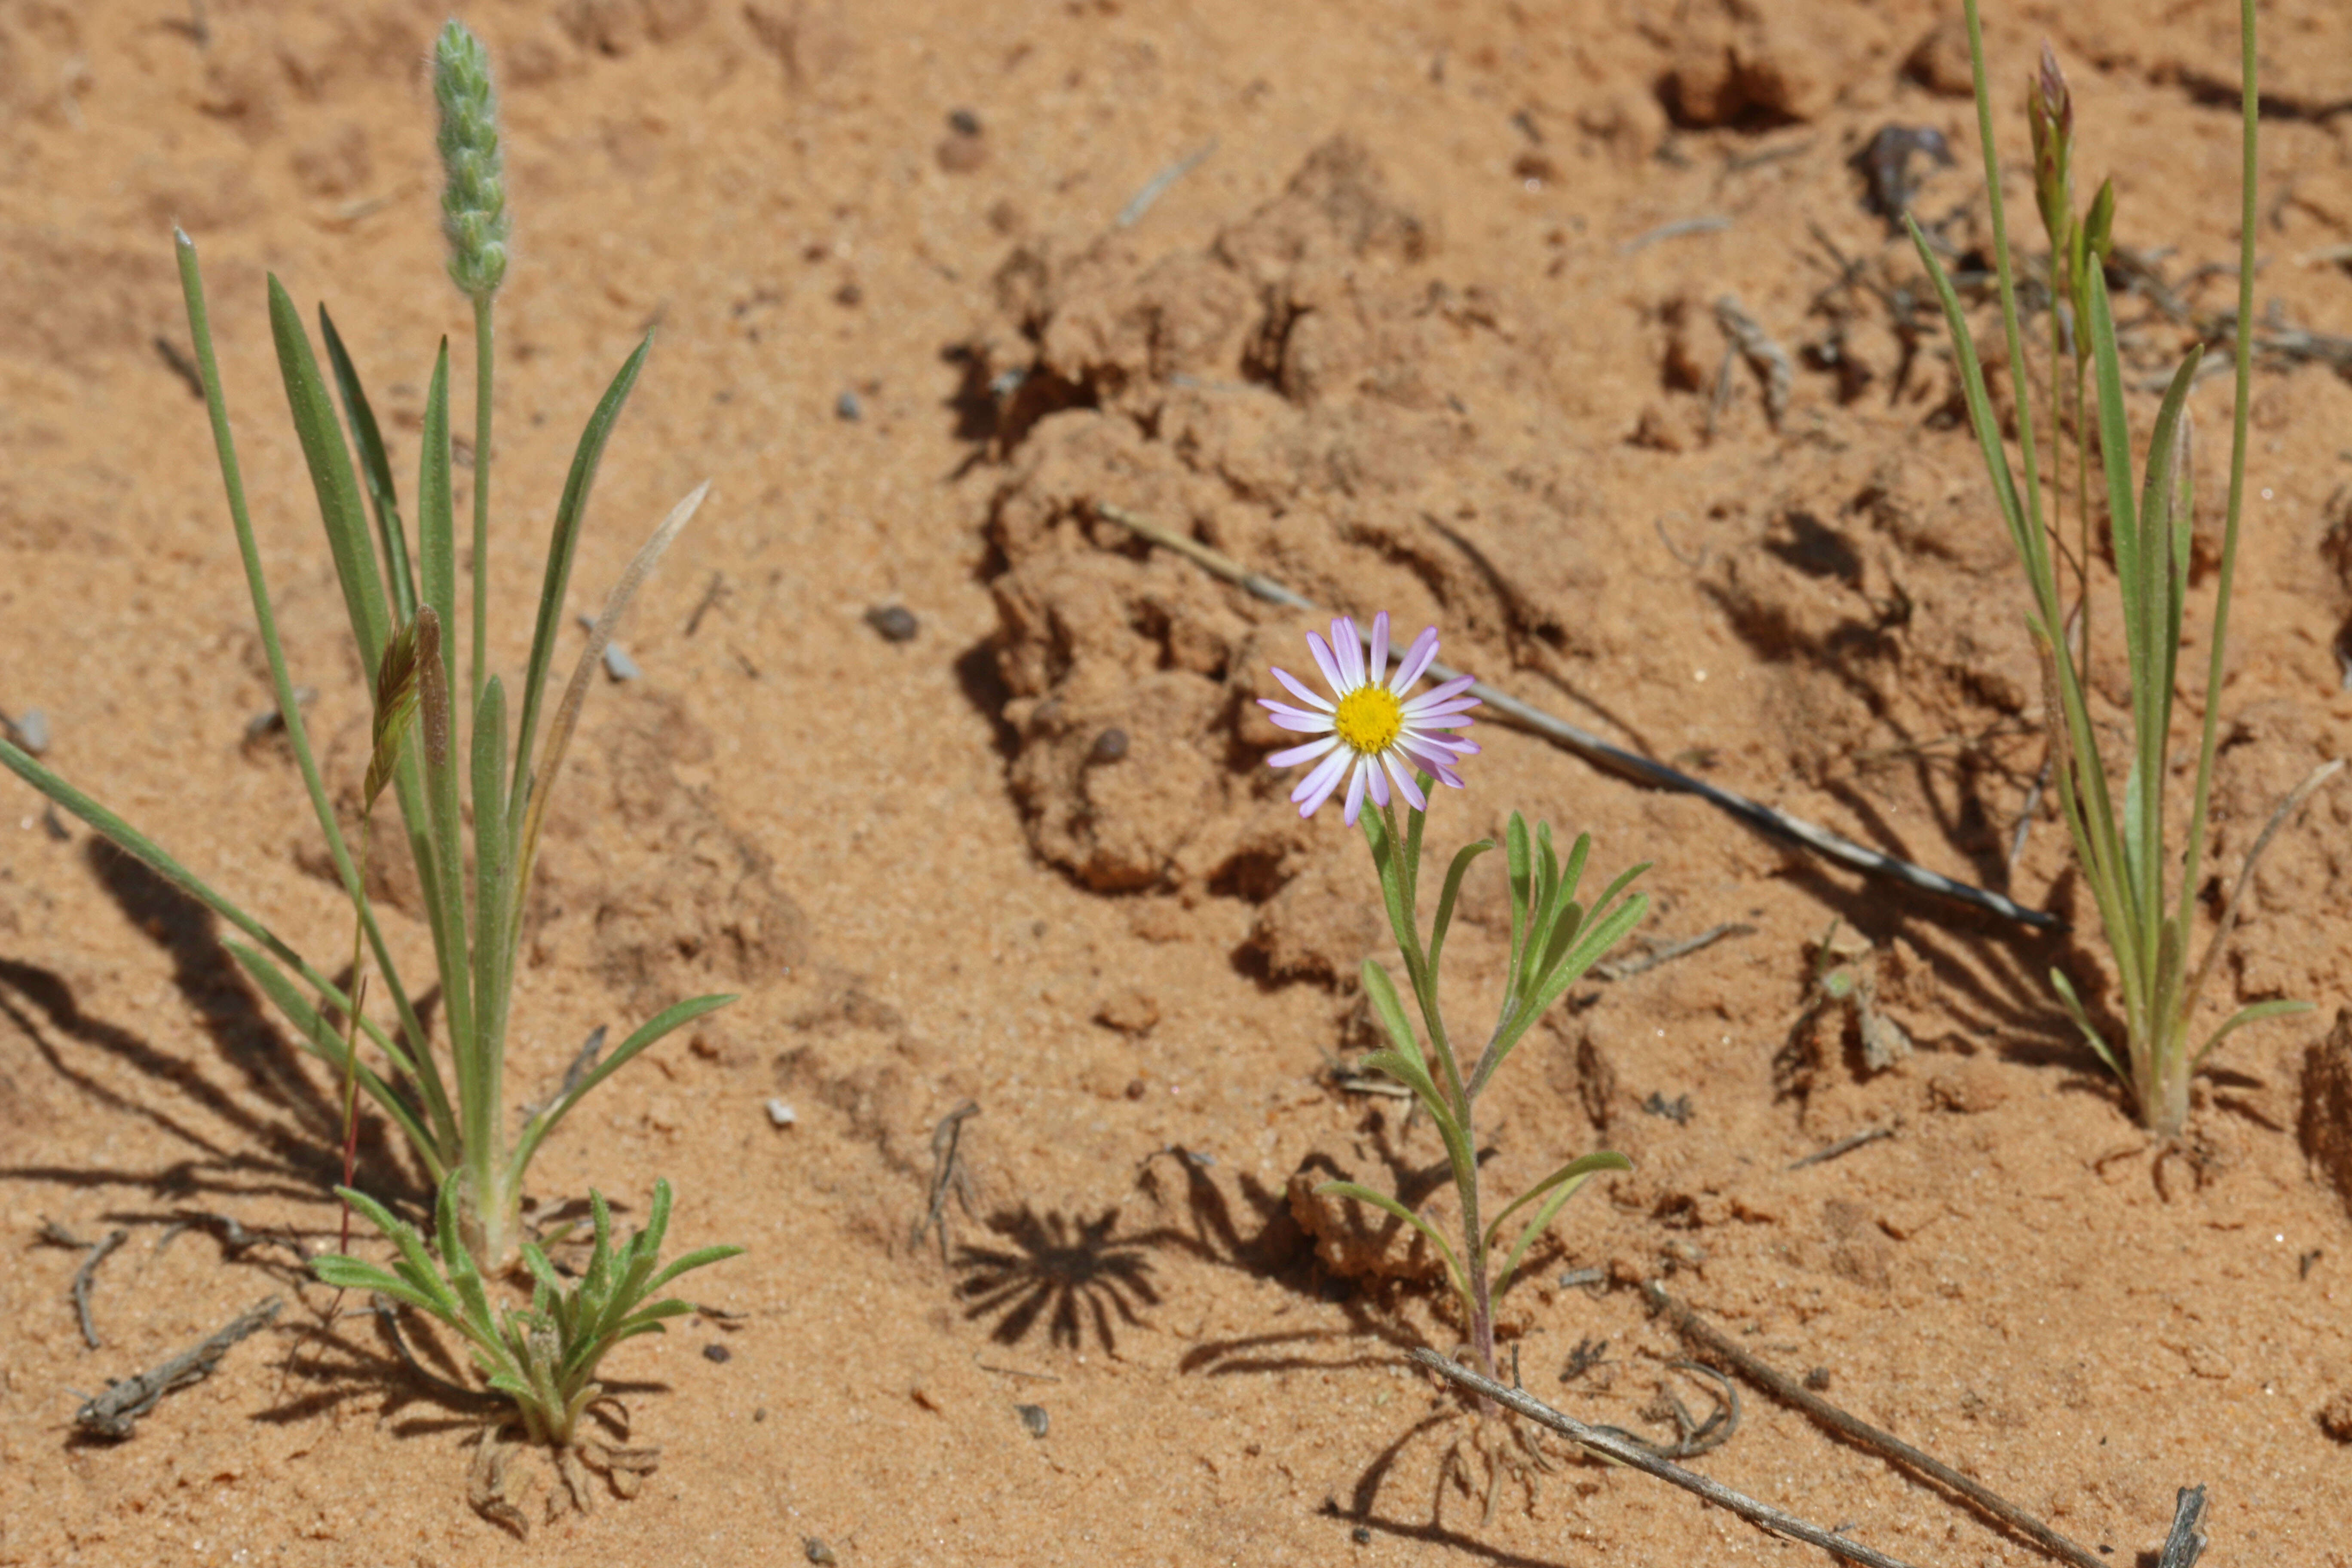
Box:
948;1137;1583;1556
0;839;428;1211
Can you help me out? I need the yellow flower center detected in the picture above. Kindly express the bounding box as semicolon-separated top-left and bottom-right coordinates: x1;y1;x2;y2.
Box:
1332;685;1403;755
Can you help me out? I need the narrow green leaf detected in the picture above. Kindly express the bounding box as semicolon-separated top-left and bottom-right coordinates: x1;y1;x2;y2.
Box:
267;276;390;677
643;1245;747;1298
2049;968;2125;1082
417;342;458;702
319;305;418;622
1904;216;2051;601
509;994;737;1177
1487;1150;1632;1296
1313;1179;1467;1301
1360;959;1426;1072
505;334;654;834
1504;813;1533;999
1426;839;1492;977
468;676;511;1131
2194;998;2311;1066
1359;1049;1458;1139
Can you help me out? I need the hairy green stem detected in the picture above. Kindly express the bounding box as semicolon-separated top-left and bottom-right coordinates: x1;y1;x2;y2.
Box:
471;292;494;714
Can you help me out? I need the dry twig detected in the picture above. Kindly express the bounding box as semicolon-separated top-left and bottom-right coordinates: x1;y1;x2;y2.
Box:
1644;1282;2105;1568
74;1295;282;1439
1409;1348;1923;1568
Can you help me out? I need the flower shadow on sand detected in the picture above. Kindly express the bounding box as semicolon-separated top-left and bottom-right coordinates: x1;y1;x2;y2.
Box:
953;1204;1162;1352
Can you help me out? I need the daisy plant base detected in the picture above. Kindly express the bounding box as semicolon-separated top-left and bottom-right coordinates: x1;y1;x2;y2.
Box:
0;21;734;1291
1262;615;1645;1390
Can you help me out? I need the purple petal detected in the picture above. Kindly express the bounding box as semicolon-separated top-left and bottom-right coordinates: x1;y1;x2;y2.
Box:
1268;736;1340;769
1260;700;1336;733
1306;631;1346;695
1366;755;1391;809
1383;752;1428;812
1404;698;1482;722
1272;665;1335;711
1367;612;1390;688
1402;674;1476;712
1331;617;1365;688
1292;747;1350;812
1341;758;1369;824
1390;627;1440;692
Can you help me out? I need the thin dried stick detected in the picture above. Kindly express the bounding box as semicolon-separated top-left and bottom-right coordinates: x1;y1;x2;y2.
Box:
1787;1124;1896;1171
1596;922;1755;981
1643;1282;2104;1568
74;1295;282;1439
1093;502;2055;929
41;1222;130;1351
912;1101;982;1263
1407;1348;1923;1568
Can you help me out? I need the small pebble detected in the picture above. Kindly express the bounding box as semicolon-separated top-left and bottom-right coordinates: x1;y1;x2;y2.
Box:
602;641;642;682
8;707;50;755
766;1098;799;1128
1351;1525;1373;1545
1087;727;1130;764
803;1539;838;1566
1015;1403;1049;1438
835;390;863;421
947;107;981;136
864;605;919;643
702;1342;732;1364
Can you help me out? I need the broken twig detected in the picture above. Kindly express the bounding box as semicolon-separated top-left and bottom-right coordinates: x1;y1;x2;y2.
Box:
1644;1282;2105;1568
2155;1486;2209;1568
1117;139;1217;229
74;1295;282;1440
1786;1124;1896;1171
1596;922;1755;981
912;1101;982;1263
1409;1348;1923;1568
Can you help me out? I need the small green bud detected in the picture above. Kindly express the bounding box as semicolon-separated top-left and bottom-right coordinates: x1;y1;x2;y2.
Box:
2082;177;2117;265
434;21;509;300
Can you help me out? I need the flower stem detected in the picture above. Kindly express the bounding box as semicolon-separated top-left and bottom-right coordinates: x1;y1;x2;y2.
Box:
469;292;494;714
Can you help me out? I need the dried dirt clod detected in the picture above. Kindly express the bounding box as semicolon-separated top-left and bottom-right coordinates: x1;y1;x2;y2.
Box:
2319;1389;2352;1442
1093;987;1160;1035
2301;1008;2352;1217
1926;1060;2009;1115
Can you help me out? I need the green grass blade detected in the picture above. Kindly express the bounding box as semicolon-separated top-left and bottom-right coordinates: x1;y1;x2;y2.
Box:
642;1244;746;1298
174;234;441;1133
2194;999;2310;1066
417;343;459;705
508;993;736;1178
266;276;390;677
318;305;418;624
504;334;653;837
2049;968;2125;1083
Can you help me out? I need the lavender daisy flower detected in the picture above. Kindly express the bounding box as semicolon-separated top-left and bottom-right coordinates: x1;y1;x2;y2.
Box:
1261;612;1481;823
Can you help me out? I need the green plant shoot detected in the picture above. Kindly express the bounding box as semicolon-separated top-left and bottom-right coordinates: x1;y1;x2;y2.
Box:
1904;0;2314;1137
313;1179;740;1447
0;21;730;1270
1258;612;1641;1382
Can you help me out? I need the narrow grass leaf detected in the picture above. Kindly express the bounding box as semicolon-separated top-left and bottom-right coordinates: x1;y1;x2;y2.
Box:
1426;838;1492;977
267;277;391;676
505;334;654;834
509;992;736;1173
319;305;419;622
1360;959;1427;1072
1489;1151;1632;1295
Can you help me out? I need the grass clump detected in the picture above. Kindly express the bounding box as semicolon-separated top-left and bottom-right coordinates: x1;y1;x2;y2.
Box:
0;19;732;1286
315;1179;738;1449
1908;0;2317;1136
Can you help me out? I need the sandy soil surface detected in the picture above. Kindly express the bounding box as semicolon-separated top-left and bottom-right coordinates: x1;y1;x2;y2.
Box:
6;0;2352;1562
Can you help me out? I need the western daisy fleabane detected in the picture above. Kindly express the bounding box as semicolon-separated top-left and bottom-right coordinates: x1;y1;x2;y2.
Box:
1262;612;1481;824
